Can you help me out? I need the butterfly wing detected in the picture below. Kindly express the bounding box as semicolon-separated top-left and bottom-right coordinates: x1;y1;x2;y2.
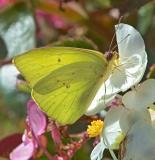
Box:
14;47;110;124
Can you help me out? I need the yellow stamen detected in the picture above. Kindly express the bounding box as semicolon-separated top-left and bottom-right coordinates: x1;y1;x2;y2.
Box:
87;120;104;137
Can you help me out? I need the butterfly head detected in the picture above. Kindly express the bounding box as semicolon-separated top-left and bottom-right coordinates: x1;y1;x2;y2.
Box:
104;51;119;62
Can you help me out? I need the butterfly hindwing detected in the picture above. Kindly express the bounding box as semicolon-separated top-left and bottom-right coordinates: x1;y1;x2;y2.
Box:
14;47;109;124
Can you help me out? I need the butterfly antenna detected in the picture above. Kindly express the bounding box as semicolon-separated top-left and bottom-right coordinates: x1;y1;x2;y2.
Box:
108;16;123;52
111;33;130;51
103;82;106;106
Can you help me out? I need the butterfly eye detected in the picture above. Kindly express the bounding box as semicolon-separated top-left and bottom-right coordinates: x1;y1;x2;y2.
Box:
105;51;114;61
104;51;119;61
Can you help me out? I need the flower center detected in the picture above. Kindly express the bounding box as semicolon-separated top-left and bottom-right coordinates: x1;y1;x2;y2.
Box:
87;120;104;137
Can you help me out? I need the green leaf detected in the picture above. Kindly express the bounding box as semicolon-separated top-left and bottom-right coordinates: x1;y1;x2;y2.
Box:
92;0;111;8
72;146;90;160
147;64;155;79
52;38;98;50
0;2;36;59
138;2;155;35
0;37;7;59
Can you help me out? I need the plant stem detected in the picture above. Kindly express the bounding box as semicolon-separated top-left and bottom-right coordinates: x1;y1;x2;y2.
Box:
32;131;54;160
104;135;118;160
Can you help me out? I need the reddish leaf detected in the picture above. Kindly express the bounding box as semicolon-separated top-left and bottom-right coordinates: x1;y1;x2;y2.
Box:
0;133;22;158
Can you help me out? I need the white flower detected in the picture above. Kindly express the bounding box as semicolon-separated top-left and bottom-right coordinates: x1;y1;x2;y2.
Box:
120;78;155;135
123;121;155;160
121;79;155;160
90;108;124;160
86;23;147;115
104;79;155;134
91;79;155;160
122;79;155;110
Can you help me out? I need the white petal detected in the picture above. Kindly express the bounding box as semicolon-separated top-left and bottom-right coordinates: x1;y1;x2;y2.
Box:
123;121;155;160
0;64;19;91
99;110;107;118
109;65;127;89
105;54;144;93
103;79;120;96
115;23;147;91
117;54;144;91
149;109;155;124
115;23;146;61
104;106;151;134
104;125;122;148
91;24;147;108
120;109;151;134
122;79;155;110
104;107;124;147
106;23;147;94
90;139;105;160
104;107;124;127
86;82;116;115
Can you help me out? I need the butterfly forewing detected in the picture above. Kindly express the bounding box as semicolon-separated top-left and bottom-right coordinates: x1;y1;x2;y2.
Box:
34;61;104;94
14;47;110;124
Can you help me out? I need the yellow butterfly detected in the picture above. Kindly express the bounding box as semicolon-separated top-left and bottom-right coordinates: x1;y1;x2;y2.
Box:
13;47;116;125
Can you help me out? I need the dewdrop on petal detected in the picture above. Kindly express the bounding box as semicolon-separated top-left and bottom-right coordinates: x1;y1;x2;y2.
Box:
87;120;104;137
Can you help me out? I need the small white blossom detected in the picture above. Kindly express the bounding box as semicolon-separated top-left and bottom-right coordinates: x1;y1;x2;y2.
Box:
91;107;123;160
104;80;155;135
91;79;155;160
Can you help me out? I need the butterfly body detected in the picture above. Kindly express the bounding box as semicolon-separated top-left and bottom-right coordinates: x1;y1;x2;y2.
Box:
14;47;115;125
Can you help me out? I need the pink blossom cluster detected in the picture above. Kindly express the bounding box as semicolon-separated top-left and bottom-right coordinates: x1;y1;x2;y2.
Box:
10;100;47;160
0;0;16;8
10;100;89;160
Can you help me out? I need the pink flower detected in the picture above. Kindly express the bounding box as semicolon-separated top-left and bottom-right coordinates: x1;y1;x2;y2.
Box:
49;15;67;29
10;131;34;160
106;95;122;109
36;10;70;29
27;100;47;137
0;0;16;8
10;100;47;160
50;121;61;145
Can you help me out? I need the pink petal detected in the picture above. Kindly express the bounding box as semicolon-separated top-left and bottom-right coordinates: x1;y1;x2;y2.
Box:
0;0;15;8
50;122;61;145
27;99;47;136
22;130;38;148
36;10;68;29
22;130;31;144
0;0;8;6
50;15;67;29
10;141;34;160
